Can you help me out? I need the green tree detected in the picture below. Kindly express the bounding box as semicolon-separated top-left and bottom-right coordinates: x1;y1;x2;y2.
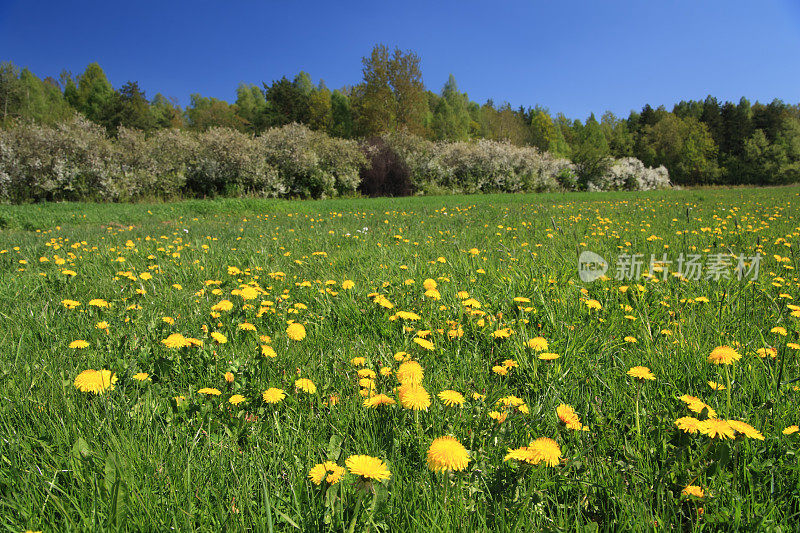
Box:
67;62;116;124
600;111;634;157
151;94;184;128
431;74;470;141
0;62;23;124
640;114;718;185
572;114;612;188
185;94;245;131
235;83;267;132
352;44;397;136
105;81;155;133
330;89;354;138
262;76;311;127
308;81;332;132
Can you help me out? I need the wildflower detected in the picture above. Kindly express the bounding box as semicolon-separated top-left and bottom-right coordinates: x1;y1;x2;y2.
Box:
504;438;561;467
539;352;560;361
492;365;508;376
585;299;602;310
472;392;486;401
488;410;507;423
238;322;256;331
756;347;778;359
770;326;787;336
698;419;735;440
132;372;150;381
261;345;277;358
427;436;470;472
229;394;246;406
413;337;434;351
74;369;117;394
308;461;346;485
396;361;424;385
624;336;637;343
351;357;366;366
357;368;376;379
211;332;227;344
398;384;431;411
364;394;395;408
707;346;741;365
728;420;764;440
627;366;655;381
88;299;109;308
69;340;90;349
162;333;191;348
345;455;391;481
492;328;513;339
295;378;316;394
527;337;549;351
707;381;726;391
211;300;234;312
286;322;307;341
502;359;518;369
438;390;465;407
62;299;81;309
198;388;221;396
262;388;286;404
423;278;437;291
682;485;705;498
342;280;355;290
782;425;798;435
675;416;701;434
557;404;584;430
225;372;234;383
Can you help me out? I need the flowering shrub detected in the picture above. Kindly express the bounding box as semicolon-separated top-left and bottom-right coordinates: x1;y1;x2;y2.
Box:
260;123;365;198
589;157;671;191
0;117;115;202
0;121;668;202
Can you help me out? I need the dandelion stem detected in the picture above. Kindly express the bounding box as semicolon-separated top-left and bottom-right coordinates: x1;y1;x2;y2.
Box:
724;365;732;416
635;380;642;437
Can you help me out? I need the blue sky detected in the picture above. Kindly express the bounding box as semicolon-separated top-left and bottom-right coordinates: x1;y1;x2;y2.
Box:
2;0;799;119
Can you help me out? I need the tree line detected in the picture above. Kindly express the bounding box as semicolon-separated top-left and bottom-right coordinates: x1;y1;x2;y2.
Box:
1;44;799;187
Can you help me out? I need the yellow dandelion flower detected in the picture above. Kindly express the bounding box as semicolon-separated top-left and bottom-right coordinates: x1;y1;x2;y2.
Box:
427;436;470;472
295;378;316;394
698;419;735;440
198;388;221;396
682;485;705;498
286;322;306;341
308;461;346;485
675;416;701;434
261;345;277;358
539;352;560;361
132;372;150;382
162;333;191;348
627;366;655;381
74;369;117;394
727;420;764;440
782;425;798;435
229;394;246;405
526;337;549;351
396;361;424;385
363;394;395;408
413;337;434;351
345;455;391;481
69;340;90;349
707;381;726;390
708;345;741;365
262;388;286;404
438;390;465;407
211;332;228;344
398;384;431;411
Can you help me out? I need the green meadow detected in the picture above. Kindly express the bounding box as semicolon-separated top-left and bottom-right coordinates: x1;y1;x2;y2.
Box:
1;187;799;531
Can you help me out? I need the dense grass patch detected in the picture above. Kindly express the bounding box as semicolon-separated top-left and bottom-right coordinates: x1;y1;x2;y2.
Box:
1;187;799;531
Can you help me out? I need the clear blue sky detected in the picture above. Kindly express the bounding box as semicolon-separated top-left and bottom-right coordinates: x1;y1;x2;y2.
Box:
2;0;799;119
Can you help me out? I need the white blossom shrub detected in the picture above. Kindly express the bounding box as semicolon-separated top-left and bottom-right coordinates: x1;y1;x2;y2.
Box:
588;157;671;191
260;123;366;198
0;117;116;202
189;127;281;197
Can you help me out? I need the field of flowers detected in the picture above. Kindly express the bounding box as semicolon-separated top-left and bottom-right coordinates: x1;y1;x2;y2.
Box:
1;187;799;531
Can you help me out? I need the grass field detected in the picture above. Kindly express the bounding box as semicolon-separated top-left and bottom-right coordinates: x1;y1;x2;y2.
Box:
1;187;799;531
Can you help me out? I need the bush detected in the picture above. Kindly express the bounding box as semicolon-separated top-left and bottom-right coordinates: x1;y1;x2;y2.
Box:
589;157;671;191
260;123;366;198
188;127;280;197
359;137;412;197
0;117;115;202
